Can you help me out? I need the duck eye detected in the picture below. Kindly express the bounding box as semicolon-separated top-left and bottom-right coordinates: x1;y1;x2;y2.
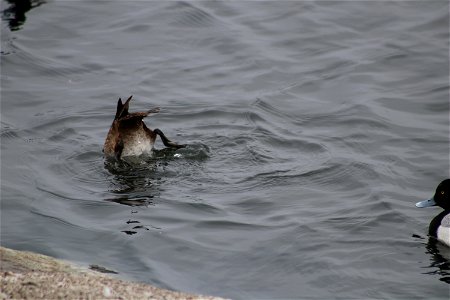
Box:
441;191;445;195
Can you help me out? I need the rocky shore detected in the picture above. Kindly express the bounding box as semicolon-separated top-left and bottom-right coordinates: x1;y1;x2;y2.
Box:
0;246;226;300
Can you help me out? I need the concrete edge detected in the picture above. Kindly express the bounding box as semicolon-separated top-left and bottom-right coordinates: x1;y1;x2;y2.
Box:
0;246;228;300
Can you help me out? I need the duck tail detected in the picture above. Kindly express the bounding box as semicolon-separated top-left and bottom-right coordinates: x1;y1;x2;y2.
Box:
115;95;133;120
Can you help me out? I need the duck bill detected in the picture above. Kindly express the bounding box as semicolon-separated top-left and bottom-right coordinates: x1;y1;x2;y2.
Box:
415;197;437;208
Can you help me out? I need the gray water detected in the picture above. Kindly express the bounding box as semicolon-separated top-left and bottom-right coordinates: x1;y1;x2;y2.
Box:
1;1;449;299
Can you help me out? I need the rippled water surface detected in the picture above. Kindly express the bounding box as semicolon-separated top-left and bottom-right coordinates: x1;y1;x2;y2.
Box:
1;1;449;299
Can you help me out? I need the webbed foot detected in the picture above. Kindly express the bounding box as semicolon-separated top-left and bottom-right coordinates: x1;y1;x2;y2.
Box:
154;128;186;149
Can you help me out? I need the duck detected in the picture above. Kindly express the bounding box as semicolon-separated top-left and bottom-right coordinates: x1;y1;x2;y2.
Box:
103;95;185;160
416;179;450;247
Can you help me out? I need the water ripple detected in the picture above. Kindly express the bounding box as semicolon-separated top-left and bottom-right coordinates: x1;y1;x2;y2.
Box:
2;1;449;299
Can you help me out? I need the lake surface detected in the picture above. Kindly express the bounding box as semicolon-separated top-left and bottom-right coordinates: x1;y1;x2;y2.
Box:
1;1;449;299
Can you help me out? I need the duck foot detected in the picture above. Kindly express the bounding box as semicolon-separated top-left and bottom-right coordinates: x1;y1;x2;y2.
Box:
153;128;186;149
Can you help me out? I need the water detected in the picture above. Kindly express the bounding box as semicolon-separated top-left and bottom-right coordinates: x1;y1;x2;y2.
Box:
1;1;449;299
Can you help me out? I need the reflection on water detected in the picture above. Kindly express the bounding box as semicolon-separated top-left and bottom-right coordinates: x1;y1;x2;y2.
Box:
2;0;45;31
104;157;160;235
103;145;207;235
105;196;154;207
425;238;450;284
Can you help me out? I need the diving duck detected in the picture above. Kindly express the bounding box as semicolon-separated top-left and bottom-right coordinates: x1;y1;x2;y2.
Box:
103;95;185;160
416;179;450;247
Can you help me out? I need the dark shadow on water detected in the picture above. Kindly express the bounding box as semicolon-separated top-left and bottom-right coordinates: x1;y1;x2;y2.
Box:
103;151;175;236
2;0;46;31
106;193;158;235
102;145;208;235
105;166;159;235
105;196;154;207
424;237;450;284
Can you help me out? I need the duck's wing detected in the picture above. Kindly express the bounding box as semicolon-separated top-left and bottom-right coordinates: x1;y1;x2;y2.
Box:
119;108;160;122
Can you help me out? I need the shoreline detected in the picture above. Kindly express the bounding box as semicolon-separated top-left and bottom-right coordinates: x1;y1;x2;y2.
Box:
0;246;226;300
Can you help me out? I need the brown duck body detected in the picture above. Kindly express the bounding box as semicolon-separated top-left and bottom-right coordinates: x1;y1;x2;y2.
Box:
103;96;185;160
